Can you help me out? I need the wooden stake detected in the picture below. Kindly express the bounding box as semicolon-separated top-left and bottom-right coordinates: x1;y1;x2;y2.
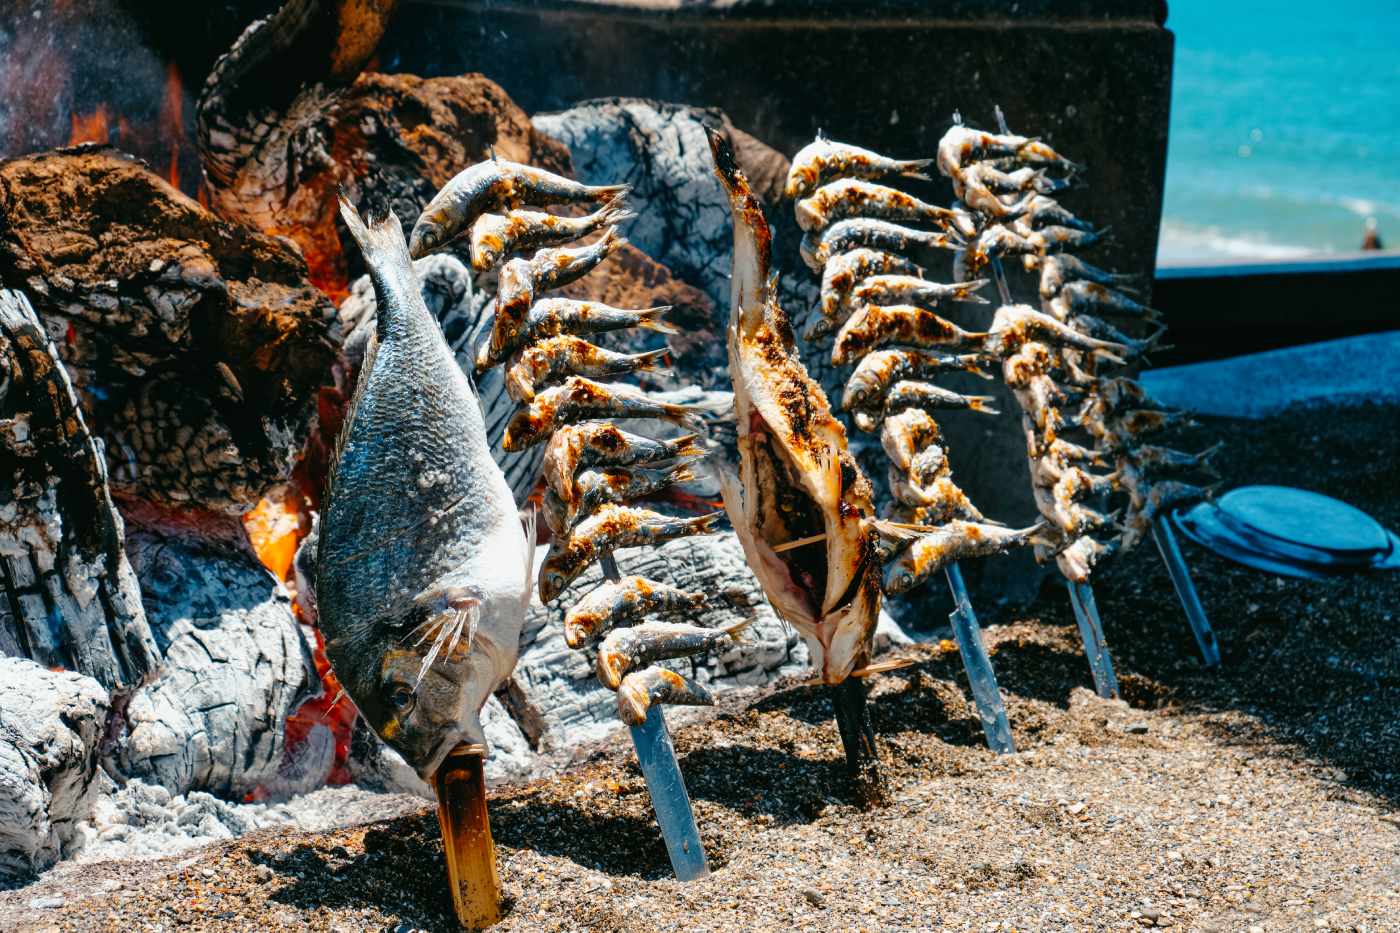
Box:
434;745;503;929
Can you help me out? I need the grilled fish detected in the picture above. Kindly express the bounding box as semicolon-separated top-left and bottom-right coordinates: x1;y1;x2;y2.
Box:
563;575;708;649
785;135;932;199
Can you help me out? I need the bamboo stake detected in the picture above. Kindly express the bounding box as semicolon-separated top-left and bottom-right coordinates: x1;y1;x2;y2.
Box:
434;745;503;929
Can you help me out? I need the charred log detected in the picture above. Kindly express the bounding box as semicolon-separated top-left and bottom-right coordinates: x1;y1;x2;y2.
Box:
0;288;158;693
0;147;338;517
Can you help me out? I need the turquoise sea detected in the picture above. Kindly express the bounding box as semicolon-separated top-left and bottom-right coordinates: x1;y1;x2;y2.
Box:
1160;1;1400;264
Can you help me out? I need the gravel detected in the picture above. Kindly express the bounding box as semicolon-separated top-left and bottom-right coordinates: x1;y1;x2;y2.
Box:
2;401;1397;931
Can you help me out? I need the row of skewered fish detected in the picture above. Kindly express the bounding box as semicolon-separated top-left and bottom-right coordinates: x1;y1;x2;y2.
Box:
410;158;743;726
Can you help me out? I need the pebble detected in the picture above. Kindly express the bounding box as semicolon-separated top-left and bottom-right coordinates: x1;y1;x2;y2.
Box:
1126;721;1150;735
101;879;124;892
254;864;275;883
801;888;826;908
28;896;65;909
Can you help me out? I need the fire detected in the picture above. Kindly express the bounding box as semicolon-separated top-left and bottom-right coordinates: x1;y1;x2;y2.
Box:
160;63;183;189
68;104;111;146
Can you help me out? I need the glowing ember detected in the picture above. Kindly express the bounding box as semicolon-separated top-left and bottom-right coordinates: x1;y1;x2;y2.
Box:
68;105;111;146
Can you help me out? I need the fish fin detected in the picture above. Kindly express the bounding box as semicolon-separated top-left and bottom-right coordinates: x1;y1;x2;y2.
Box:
635;307;679;335
663;403;708;433
591;183;631;203
969;396;1001;415
897;158;934;181
338;193;411;271
668;432;704;459
721;617;755;642
631;347;671;373
600;205;636;226
522;505;538;610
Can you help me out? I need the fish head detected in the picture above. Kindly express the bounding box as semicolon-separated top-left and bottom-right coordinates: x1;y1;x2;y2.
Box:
408;205;455;259
328;575;524;782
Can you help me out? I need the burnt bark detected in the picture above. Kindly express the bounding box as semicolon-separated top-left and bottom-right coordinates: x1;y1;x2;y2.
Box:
0;288;158;693
0;147;338;517
830;677;888;810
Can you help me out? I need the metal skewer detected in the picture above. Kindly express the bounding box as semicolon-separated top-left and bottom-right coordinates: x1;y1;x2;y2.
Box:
944;563;1015;752
1151;515;1221;666
600;549;710;880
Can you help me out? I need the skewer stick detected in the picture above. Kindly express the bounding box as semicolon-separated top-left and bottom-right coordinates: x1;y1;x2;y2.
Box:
989;254;1118;699
1151;515;1221;666
434;746;503;929
944;563;1015;753
772;531;828;553
599;547;710;879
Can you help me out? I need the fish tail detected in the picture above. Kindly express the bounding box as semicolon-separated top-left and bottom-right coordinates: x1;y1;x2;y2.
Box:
589;183;631;203
687;510;725;535
957;279;992;303
968;395;1001;415
850;657;918;678
667;432;704;459
897;158;934;181
631;348;672;374
661;402;708;433
636;306;679;335
721;617;755;642
601;204;637;226
669;463;697;485
338;193;412;271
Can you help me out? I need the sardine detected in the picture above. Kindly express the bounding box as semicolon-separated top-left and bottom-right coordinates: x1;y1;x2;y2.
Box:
960;163;1068;198
852;274;988;309
503;377;705;451
485;258;534;366
564;461;697;529
1031;253;1141;301
1054;535;1115;583
410;159;628;258
1055;281;1159;319
832;303;987;364
936;125;1077;180
880;380;1000;419
807;248;924;340
529;226;626;291
883;521;1043;595
1008;220;1106;253
795;178;959;234
538;504;722;603
710;127;883;685
1121;481;1213;549
1088;409;1194;452
1019;195;1094;232
985;305;1130;359
616;666;714;727
318;200;532;780
843;348;990;410
542;424;702;504
471;205;632;273
879;408;943;475
476;299;675;372
596;619;750;689
888;467;982;519
563;575;708;649
784;136;933;200
504;335;670;402
1127;443;1222;479
801;218;961;273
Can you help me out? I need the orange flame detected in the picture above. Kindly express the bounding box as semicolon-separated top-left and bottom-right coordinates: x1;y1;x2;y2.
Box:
68;104;110;146
159;63;184;189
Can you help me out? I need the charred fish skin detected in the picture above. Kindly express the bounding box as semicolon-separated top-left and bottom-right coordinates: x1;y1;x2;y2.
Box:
409;159;628;258
542;424;702;505
538;505;722;603
617;667;714;727
470;204;633;273
883;521;1044;595
784;136;933;200
319;200;530;781
502;376;704;452
596;619;750;690
476;300;675;373
504;336;669;403
796;178;958;234
529;226;627;291
806;248;925;340
801;218;962;273
710;127;883;685
832;303;987;364
563;575;709;649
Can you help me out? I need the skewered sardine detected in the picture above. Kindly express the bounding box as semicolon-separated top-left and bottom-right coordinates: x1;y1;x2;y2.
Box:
808;248;925;339
529;226;626;291
884;521;1044;594
843;348;989;410
985;305;1130;358
1029;253;1140;300
504;377;705;451
880;380;1000;419
504;335;669;402
879;408;942;476
796;178;958;234
596;619;750;689
486;259;534;365
542;424;701;502
471;205;632;272
410;159;628;258
563;576;708;649
785;136;933;199
802;218;961;272
852;274;988;309
476;298;674;371
564;462;697;528
617;667;714;726
538;504;722;603
832;303;987;364
937;125;1077;180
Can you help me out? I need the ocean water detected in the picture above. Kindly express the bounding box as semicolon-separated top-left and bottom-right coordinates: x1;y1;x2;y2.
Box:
1160;1;1400;264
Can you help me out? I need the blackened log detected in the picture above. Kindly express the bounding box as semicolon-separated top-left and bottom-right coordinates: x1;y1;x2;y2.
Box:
0;147;338;516
0;289;159;693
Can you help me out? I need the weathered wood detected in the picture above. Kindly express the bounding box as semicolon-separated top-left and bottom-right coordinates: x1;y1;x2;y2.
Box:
0;289;159;693
0;149;338;517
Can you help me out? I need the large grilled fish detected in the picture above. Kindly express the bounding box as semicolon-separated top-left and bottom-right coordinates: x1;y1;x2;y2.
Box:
318;199;532;781
707;129;882;684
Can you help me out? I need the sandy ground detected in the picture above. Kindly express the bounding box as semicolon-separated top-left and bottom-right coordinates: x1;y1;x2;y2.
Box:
4;402;1399;932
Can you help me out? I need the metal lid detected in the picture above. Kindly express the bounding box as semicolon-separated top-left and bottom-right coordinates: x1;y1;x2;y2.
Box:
1216;485;1391;558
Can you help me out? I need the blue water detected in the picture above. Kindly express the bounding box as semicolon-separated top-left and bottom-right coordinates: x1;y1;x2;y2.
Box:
1160;1;1400;264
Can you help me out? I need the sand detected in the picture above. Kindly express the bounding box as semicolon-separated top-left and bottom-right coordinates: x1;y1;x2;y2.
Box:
4;401;1398;932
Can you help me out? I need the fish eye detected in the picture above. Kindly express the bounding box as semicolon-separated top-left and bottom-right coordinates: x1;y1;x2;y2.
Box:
386;681;416;715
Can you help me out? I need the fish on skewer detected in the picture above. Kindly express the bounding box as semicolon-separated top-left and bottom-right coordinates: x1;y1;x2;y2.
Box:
542;424;702;504
476;299;675;372
807;248;925;339
617;667;714;727
1028;253;1141;300
559;462;698;530
852;275;989;309
876;380;1000;421
486;259;535;365
529;226;627;291
801;218;962;272
832;303;987;364
842;348;990;410
471;205;633;272
784;135;933;199
319;199;533;781
710;127;884;684
1019;195;1094;232
796;178;960;234
596;619;751;689
563;576;709;649
1049;281;1160;320
984;304;1131;358
538;504;723;603
937;125;1078;180
503;376;705;451
411;159;628;257
883;521;1045;594
504;335;670;402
